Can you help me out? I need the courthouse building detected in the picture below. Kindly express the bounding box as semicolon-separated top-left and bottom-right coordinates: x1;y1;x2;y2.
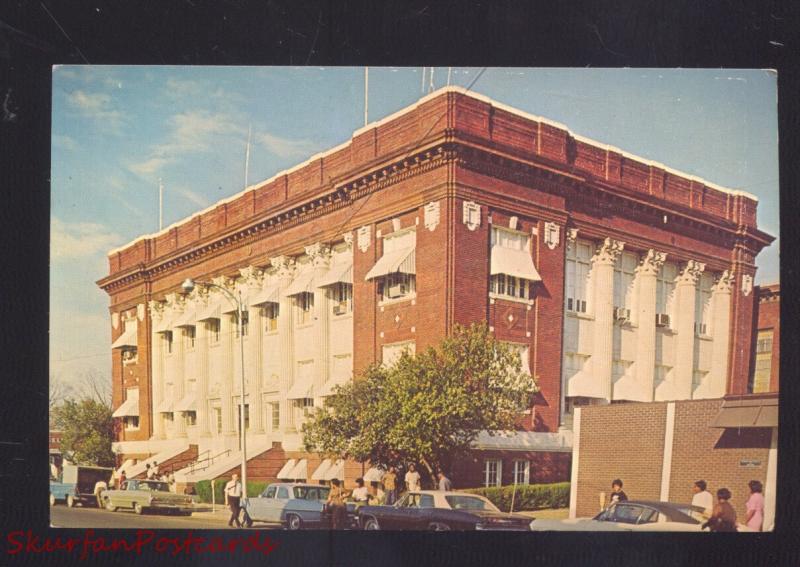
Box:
98;87;774;488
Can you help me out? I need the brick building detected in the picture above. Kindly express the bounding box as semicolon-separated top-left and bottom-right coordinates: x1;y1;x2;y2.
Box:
97;87;773;490
570;283;779;530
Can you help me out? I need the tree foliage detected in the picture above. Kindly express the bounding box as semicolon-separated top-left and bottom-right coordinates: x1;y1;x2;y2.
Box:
52;397;115;467
303;322;537;477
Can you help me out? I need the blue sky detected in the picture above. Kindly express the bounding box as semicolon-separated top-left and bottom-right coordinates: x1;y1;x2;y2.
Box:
50;67;779;391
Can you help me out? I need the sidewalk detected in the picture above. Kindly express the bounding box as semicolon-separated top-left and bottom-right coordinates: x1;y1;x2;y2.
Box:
185;505;234;524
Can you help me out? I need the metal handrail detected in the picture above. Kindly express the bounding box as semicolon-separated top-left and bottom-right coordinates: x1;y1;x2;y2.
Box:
188;449;231;475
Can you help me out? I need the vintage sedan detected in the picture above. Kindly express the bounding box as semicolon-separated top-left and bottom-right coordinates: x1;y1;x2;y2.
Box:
357;491;533;531
244;483;333;530
102;479;194;515
530;501;710;532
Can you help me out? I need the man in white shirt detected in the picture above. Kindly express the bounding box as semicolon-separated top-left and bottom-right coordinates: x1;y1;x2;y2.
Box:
691;480;714;518
405;464;421;493
352;478;369;502
225;473;243;527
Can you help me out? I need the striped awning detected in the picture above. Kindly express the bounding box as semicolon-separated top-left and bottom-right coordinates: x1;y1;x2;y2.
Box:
363;467;385;482
111;327;138;349
173;392;197;412
196;301;222;322
287;374;314;400
172;309;197;328
283;271;315;297
323;459;345;481
490;246;542;281
317;261;353;288
365;247;415;280
276;459;298;480
154;316;174;334
155;398;173;414
112;397;139;418
288;459;308;480
250;285;280;307
311;459;332;480
318;377;349;397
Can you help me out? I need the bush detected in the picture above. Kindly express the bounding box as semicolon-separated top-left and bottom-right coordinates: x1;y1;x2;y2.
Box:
194;479;270;503
462;482;570;512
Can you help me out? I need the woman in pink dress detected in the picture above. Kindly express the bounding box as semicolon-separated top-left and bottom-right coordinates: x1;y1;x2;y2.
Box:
745;480;764;531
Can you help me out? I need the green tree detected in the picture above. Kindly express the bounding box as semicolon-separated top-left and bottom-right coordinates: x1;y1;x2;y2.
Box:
303;322;537;479
52;397;115;467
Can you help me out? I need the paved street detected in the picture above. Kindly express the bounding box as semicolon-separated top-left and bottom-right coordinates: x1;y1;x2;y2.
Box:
50;505;281;530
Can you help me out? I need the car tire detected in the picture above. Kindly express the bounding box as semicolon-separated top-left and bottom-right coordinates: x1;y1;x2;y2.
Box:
66;495;75;508
286;513;302;531
428;522;451;531
362;516;380;531
105;498;117;512
133;502;144;515
49;493;56;507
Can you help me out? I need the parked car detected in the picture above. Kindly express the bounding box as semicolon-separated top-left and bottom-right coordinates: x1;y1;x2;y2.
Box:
356;491;534;531
530;501;712;532
101;479;194;515
244;483;347;530
50;464;113;508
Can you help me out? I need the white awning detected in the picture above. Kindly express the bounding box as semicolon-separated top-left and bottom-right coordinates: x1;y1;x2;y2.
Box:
196;301;221;322
317;261;353;288
363;467;385;482
287;375;314;400
155;398;173;413
249;284;280;307
323;459;345;481
173;392;197;412
112;397;139;418
364;247;416;280
154;316;174;334
276;459;298;480
172;309;196;328
288;458;308;480
311;459;332;480
318;377;349;397
111;327;137;349
283;271;315;297
490;246;542;281
220;297;241;314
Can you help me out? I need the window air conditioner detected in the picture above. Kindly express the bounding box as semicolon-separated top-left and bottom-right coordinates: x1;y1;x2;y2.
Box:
613;307;630;322
333;302;348;316
386;283;407;298
695;322;707;335
655;313;671;328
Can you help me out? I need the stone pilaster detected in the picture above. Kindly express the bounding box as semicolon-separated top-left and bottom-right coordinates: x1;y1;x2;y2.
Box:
213;276;236;437
632;250;666;401
148;300;166;440
591;238;625;401
193;287;210;437
704;270;733;398
674;260;705;399
240;266;265;433
306;243;332;404
271;255;296;432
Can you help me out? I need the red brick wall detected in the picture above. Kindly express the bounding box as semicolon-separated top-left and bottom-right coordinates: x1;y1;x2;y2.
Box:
451;450;571;490
751;285;780;393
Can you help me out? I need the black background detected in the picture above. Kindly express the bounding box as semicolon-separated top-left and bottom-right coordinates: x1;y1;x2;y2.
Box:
1;1;799;565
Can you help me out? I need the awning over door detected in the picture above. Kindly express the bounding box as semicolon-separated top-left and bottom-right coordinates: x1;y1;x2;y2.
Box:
711;396;778;428
490;246;542;281
111;327;138;349
112;397;139;418
276;459;298;480
364;247;416;280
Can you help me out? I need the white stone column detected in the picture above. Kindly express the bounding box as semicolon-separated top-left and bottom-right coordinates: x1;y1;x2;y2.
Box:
271;255;296;432
674;260;705;400
240;266;265;434
764;427;778;532
194;290;210;437
148;301;166;440
214;277;236;437
706;270;733;398
306;243;332;404
633;250;665;402
166;295;187;438
591;238;624;402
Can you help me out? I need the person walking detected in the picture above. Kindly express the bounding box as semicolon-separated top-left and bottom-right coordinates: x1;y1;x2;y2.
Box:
691;480;714;518
326;479;348;529
745;480;764;531
437;471;452;491
405;464;421;493
145;463;153;480
609;479;628;504
702;488;737;532
383;467;397;505
225;473;243;528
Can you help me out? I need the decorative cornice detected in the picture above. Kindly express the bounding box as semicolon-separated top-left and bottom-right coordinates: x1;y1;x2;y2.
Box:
677;260;706;285
592;237;625;265
636;249;667;277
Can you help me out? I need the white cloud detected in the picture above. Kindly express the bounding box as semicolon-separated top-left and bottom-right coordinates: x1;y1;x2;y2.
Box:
128;156;172;178
51;218;123;260
53;134;78;151
66;89;126;133
176;186;211;209
256;131;316;159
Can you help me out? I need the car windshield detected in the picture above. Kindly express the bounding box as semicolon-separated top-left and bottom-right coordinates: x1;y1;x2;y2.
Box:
139;481;169;492
445;495;499;512
293;486;330;501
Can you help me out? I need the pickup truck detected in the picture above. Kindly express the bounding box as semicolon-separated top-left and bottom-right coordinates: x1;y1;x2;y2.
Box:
50;464;113;507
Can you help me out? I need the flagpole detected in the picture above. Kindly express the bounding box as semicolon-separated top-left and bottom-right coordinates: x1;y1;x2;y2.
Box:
244;125;252;190
364;67;369;126
158;178;163;231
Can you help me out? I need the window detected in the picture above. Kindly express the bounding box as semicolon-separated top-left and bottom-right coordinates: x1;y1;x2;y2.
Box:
419;494;435;508
752;329;773;393
262;304;279;333
489;227;538;301
163;331;173;354
207;320;220;343
263;485;277;499
382;341;415;367
185;411;197;426
277;487;289;499
214;407;222;433
332;282;353;315
656;263;678;324
233;312;249;338
503;342;530;375
694;272;713;336
124;416;140;430
512;460;530;485
613;252;638;311
484;459;502;487
490;274;531;300
270;402;280;431
379;272;415;302
295;292;314;326
566;240;592;313
184;327;196;348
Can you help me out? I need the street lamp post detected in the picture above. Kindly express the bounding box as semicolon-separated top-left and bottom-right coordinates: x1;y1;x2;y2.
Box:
181;278;248;511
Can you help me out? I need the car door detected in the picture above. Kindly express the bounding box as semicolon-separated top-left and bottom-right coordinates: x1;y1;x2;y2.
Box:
248;485;277;522
388;493;426;529
269;486;291;523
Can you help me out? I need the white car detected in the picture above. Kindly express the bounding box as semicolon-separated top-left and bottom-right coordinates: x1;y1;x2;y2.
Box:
531;501;709;532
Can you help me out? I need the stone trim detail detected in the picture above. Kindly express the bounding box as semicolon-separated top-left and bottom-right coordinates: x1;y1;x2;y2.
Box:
592;237;625;265
677;260;706;285
636;249;667;277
